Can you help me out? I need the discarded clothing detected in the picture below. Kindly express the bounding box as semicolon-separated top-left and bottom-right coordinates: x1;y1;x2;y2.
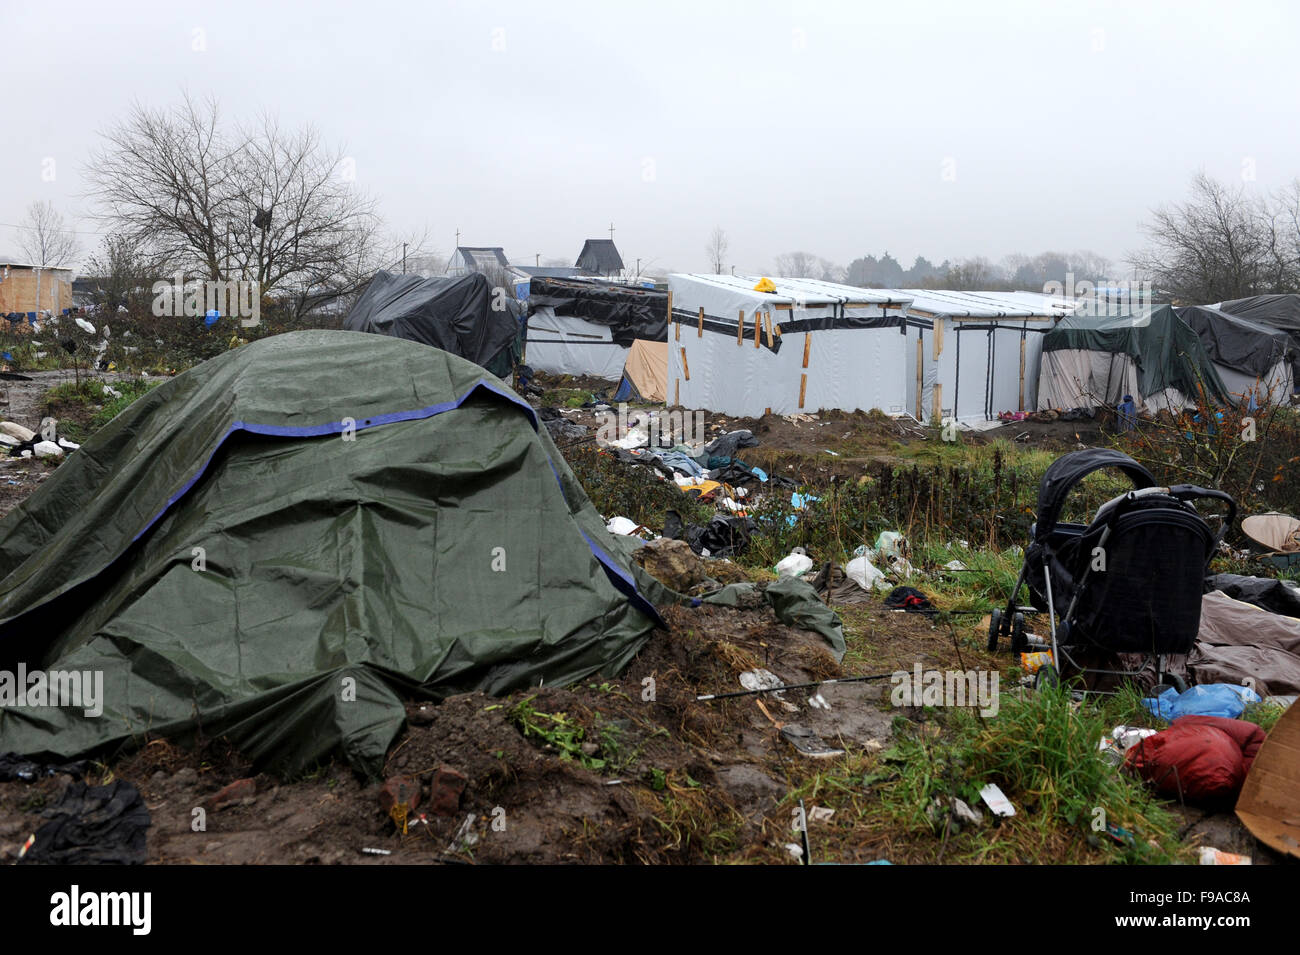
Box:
810;562;875;605
20;780;151;865
664;511;757;559
1205;574;1300;618
1126;716;1266;805
704;429;759;460
883;586;937;616
1189;590;1300;696
653;449;707;478
0;752;87;783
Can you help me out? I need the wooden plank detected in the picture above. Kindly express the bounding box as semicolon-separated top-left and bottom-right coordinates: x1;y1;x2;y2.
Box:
697;307;703;338
802;332;811;368
932;383;943;422
754;310;761;348
738;309;744;345
764;312;773;346
933;319;944;359
799;374;808;409
681;347;690;380
674;379;679;405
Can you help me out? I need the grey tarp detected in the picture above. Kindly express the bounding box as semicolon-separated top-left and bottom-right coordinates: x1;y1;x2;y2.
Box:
0;331;659;778
344;271;523;377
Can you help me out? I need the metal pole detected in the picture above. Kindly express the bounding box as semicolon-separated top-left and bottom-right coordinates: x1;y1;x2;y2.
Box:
402;243;407;274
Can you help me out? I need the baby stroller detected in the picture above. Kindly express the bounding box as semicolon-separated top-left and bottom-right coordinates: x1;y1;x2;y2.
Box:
988;448;1236;691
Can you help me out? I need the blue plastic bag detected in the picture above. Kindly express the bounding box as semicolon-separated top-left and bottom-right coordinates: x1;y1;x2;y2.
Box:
1142;683;1261;722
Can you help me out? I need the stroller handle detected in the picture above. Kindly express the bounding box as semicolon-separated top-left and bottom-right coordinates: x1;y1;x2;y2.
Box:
1121;484;1237;548
1165;484;1238;534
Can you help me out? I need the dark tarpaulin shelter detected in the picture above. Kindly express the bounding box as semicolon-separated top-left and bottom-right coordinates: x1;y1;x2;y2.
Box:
1040;305;1232;410
1216;294;1300;382
0;331;660;778
1176;305;1293;378
526;278;668;345
344;271;522;378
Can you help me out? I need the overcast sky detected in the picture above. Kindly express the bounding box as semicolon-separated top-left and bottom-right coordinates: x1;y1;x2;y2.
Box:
2;0;1297;277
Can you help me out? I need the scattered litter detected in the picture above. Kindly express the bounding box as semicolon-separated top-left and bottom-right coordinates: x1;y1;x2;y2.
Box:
943;559;967;571
951;798;984;827
103;384;122;399
1020;650;1055;674
33;441;63;458
360;847;392;856
979;782;1016;818
780;723;845;758
807;692;830;710
784;842;804;861
605;516;646;536
807;806;835;823
845;555;888;592
448;813;479;853
739;668;785;694
1143;683;1261;721
1199;846;1252;865
774;547;813;578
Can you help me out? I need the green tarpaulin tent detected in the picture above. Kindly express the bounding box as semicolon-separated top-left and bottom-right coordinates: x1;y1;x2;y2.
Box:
1038;305;1232;414
0;331;661;778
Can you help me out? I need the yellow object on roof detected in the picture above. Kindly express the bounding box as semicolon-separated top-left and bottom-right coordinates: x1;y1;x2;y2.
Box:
753;277;777;293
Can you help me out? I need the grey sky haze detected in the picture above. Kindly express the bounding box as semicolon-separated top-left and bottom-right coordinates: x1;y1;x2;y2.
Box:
2;0;1297;277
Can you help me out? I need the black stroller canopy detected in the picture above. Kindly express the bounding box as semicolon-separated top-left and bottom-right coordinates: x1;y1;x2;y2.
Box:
1035;448;1156;540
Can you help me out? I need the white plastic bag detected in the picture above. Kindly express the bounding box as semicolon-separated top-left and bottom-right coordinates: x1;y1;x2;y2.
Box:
845;555;887;591
775;547;814;578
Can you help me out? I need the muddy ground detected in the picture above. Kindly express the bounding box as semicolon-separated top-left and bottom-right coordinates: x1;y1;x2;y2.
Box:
0;369;1285;865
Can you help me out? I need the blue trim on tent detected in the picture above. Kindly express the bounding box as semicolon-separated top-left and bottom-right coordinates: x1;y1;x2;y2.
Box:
130;378;663;626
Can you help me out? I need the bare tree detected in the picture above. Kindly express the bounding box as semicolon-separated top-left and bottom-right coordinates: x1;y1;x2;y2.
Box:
772;251;824;278
1131;172;1275;303
17;200;80;267
81;233;171;313
84;94;387;318
706;226;728;274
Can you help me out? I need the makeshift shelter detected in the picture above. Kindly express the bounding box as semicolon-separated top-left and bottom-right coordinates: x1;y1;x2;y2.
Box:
575;239;624;277
524;278;668;381
0;331;661;778
1214;294;1300;392
613;339;668;402
666;274;912;417
1176;305;1295;408
890;289;1076;423
1037;305;1231;415
344;271;523;378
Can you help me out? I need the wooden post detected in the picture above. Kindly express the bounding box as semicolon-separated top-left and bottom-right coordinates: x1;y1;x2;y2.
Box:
916;335;924;419
681;347;690;380
933;383;943;422
799;373;808;409
738;310;744;346
675;379;679;405
802;333;811;368
1019;336;1027;410
754;310;761;348
697;307;703;338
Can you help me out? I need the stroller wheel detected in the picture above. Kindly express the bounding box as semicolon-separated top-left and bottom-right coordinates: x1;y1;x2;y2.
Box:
988;610;1003;652
1011;613;1027;652
1035;665;1060;690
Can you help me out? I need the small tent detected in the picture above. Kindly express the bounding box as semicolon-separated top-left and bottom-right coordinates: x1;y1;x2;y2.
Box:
613;339;668;402
889;289;1077;423
666;274;912;417
0;331;660;778
344;271;523;378
1176;305;1295;408
524;277;668;381
1038;305;1231;415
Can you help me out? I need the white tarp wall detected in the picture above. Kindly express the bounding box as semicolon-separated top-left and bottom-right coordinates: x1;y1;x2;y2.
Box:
1036;350;1189;415
1216;360;1294;410
666;274;912;417
524;307;629;380
893;290;1074;423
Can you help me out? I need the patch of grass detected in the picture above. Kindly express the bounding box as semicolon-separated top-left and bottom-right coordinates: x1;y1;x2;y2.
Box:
507;695;605;771
878;686;1190;864
41;376;161;443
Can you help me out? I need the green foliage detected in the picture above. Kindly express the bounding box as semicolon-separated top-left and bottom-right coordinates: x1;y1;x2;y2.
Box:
507;695;605;771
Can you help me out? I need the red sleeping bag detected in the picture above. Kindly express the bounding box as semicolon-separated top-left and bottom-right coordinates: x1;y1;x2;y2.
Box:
1124;715;1267;804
